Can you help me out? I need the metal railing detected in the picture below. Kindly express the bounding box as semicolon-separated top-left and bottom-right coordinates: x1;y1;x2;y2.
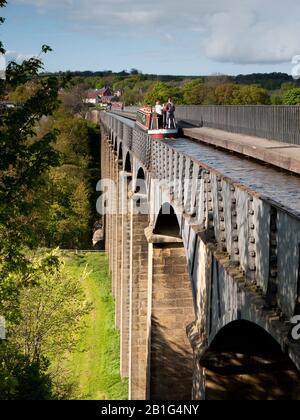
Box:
124;105;300;145
175;105;300;144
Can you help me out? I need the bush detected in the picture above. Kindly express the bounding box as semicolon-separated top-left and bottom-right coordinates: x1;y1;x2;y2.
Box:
283;88;300;105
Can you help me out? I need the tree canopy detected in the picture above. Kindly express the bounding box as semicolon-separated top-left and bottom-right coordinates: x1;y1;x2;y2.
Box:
0;1;97;399
283;88;300;105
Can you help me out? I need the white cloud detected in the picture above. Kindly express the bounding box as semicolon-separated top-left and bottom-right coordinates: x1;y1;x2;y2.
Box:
11;0;300;65
204;8;300;64
5;50;35;63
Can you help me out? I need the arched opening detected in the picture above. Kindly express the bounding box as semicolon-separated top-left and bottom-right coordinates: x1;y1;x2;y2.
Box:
134;167;148;210
202;321;300;400
150;204;194;400
153;203;180;238
137;167;145;181
124;152;132;174
113;139;118;153
118;143;123;163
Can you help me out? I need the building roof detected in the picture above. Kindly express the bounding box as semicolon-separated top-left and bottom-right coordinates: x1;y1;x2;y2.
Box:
85;87;112;99
98;87;108;95
86;91;100;100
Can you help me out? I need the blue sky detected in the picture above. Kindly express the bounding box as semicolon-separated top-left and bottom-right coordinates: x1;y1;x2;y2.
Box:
1;0;299;75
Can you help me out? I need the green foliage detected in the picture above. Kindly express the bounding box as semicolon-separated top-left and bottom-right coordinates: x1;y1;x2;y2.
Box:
281;82;297;91
283;88;300;105
214;83;270;105
60;83;90;117
0;1;7;54
43;109;91;167
183;79;205;104
21;109;98;249
0;2;102;400
0;342;54;400
43;69;300;107
235;72;293;90
236;85;271;105
271;94;284;105
64;253;128;400
70;71;272;106
144;82;184;105
0;250;91;400
47;166;91;248
10;250;90;362
0;2;66;324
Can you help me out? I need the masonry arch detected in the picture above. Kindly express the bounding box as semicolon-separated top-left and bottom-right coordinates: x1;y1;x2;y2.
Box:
154;203;181;239
201;320;300;400
149;203;195;400
124;151;132;174
133;166;149;215
118;142;123;163
113;137;118;154
135;166;146;193
137;166;145;181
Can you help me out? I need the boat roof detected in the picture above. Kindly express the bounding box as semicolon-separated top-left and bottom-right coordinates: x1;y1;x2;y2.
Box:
138;107;152;114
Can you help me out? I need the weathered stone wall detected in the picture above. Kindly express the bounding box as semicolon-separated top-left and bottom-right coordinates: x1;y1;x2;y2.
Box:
129;212;149;400
150;245;194;400
100;114;300;401
120;210;131;378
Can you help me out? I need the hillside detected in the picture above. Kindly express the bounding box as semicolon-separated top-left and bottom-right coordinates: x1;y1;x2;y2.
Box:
43;71;300;106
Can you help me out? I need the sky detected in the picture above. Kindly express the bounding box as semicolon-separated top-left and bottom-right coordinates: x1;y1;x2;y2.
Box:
1;0;300;76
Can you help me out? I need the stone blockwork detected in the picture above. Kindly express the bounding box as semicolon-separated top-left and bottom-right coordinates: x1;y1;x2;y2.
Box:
151;245;194;400
100;113;300;401
101;127;195;400
120;210;131;378
129;212;149;400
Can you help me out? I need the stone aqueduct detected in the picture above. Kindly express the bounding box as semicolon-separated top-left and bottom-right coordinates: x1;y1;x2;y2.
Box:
100;111;300;400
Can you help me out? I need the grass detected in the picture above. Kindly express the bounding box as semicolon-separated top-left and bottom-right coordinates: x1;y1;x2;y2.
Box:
63;252;128;400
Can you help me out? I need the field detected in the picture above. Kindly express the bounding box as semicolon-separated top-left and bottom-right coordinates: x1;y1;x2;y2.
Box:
64;252;128;400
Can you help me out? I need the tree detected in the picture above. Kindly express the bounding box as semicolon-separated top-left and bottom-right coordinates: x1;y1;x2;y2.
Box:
0;1;6;55
214;83;270;105
0;342;54;400
205;74;231;87
60;83;89;117
11;251;90;363
144;82;169;104
0;1;73;400
281;82;297;91
3;251;90;399
183;79;205;104
235;85;270;105
283;88;300;105
23;109;94;249
0;2;96;399
214;83;238;105
46;168;91;248
144;82;184;105
271;94;283;105
0;0;67;323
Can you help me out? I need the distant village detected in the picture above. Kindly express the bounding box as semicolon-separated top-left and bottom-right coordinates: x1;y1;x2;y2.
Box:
0;86;124;111
84;86;124;109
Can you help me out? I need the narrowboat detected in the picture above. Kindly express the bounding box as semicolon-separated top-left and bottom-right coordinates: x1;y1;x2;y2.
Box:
135;107;178;139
